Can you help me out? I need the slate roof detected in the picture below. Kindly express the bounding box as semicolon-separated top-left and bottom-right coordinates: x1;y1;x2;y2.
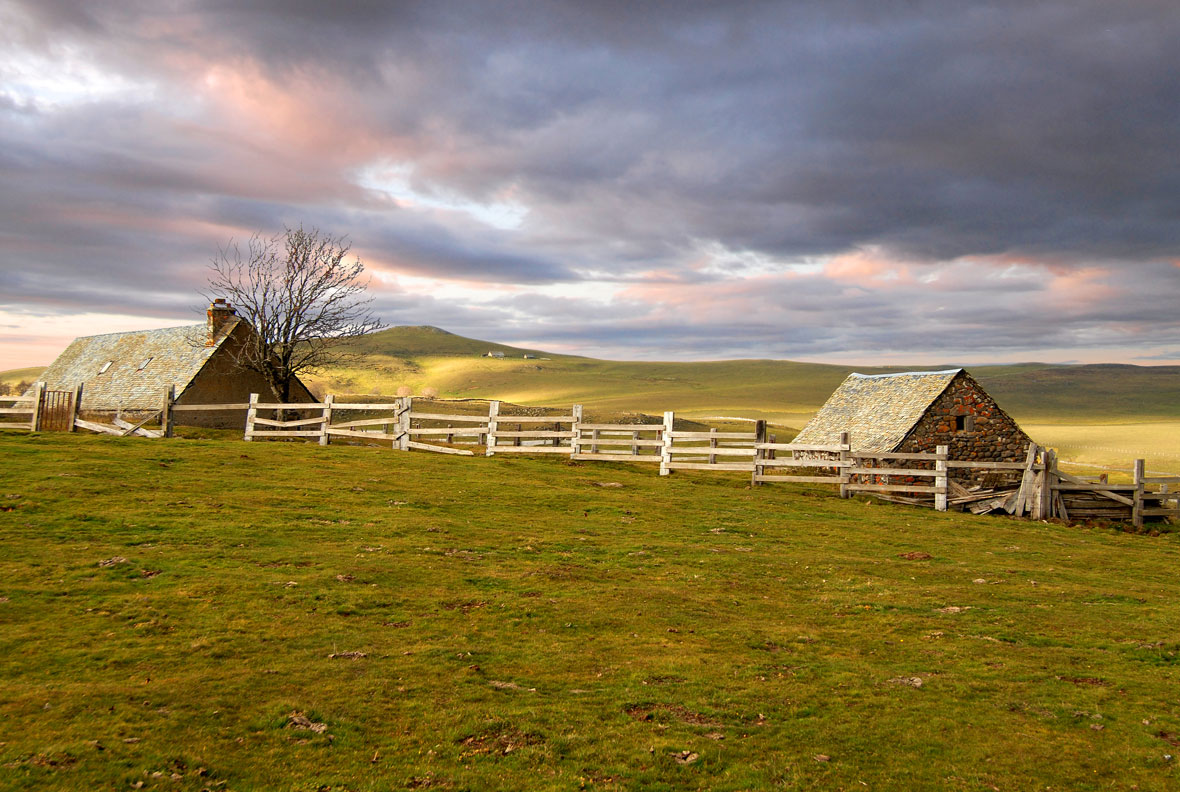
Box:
36;319;243;409
792;369;962;451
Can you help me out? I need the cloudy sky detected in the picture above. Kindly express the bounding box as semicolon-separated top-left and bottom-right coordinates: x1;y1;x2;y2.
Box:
2;0;1178;369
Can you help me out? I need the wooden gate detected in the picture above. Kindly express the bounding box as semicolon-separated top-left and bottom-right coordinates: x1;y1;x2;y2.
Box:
39;389;76;432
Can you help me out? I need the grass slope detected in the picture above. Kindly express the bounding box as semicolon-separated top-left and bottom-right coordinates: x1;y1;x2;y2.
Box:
0;366;45;389
2;433;1180;790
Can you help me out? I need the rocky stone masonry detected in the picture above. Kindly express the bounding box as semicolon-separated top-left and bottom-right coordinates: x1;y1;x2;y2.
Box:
901;373;1031;463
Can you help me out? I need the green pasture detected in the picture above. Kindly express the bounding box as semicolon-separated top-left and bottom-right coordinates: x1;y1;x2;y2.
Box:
2;432;1179;790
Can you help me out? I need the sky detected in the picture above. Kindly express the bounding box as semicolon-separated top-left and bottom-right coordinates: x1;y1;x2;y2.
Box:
2;0;1178;369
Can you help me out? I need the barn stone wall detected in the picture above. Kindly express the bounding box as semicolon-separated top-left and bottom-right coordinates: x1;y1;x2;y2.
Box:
899;373;1031;463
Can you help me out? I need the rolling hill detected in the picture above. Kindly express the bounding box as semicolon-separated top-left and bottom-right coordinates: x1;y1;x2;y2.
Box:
306;326;1180;426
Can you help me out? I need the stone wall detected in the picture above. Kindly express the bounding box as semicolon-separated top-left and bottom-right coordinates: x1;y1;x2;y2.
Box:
900;372;1031;464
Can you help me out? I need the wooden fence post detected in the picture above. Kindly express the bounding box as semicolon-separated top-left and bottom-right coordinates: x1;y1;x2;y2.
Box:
397;396;411;451
30;381;45;432
570;404;583;458
708;427;717;465
1036;448;1054;520
160;385;174;438
751;420;767;486
319;394;334;446
838;432;851;499
485;400;500;456
659;411;674;476
68;383;85;433
244;393;258;441
1133;458;1145;529
935;444;949;512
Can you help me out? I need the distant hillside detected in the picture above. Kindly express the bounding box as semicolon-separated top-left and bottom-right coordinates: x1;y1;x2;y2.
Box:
0;366;45;390
345;325;557;359
307;326;1180;426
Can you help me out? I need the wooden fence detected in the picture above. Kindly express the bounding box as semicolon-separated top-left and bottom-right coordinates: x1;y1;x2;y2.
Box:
11;382;1178;526
0;384;42;431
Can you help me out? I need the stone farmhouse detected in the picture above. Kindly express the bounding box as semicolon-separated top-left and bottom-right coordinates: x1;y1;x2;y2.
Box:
793;369;1032;466
36;300;316;428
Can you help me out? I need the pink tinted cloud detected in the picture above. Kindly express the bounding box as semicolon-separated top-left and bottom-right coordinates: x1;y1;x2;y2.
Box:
823;248;915;285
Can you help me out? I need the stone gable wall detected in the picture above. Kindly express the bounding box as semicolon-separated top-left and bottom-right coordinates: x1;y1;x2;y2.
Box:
900;373;1031;463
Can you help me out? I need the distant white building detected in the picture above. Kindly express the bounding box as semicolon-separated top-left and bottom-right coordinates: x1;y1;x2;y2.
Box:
485;351;505;358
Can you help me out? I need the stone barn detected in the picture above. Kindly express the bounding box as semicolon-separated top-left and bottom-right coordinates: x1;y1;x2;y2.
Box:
36;300;316;428
792;369;1032;470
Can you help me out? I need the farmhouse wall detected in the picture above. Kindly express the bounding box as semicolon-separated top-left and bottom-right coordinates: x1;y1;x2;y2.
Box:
900;373;1030;463
175;324;316;428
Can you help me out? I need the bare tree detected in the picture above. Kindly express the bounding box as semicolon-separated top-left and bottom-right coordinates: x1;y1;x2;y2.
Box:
207;226;384;402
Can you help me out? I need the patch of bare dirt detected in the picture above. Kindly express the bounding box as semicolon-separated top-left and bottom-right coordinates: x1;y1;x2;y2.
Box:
1057;676;1108;687
286;712;327;733
456;726;543;757
441;600;486;614
625;703;719;726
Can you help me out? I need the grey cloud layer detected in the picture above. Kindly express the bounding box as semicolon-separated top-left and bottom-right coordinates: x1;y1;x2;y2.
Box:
2;0;1178;360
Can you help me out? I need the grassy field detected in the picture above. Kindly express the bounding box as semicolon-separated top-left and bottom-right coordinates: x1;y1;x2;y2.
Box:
2;432;1180;790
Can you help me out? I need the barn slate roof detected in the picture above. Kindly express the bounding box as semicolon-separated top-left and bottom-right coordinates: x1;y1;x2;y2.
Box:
36;319;244;409
792;369;962;451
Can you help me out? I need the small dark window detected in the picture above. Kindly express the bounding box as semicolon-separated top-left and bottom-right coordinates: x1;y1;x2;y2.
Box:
955;415;974;432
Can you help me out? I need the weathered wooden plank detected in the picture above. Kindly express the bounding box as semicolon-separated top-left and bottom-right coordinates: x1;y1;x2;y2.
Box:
845;467;938;477
1143;476;1180;484
0;407;34;415
330;417;405;429
667;462;754;472
757;443;848;453
669;431;755;440
1052;483;1137;492
668;446;756;456
492;430;577;439
171;402;253;411
326;428;403;442
329;402;403;411
575;437;664;448
853;451;944;461
495;415;576;424
846;484;947;494
409;427;487;436
946;461;1039;470
571;453;660;462
578;423;664;432
246;430;321;438
408;412;493;423
407;441;475;456
74;418;123;436
758;458;851;468
486;445;572;454
755;474;843;484
1141;508;1180;517
251;416;327;428
114;413;163;438
251;402;328;410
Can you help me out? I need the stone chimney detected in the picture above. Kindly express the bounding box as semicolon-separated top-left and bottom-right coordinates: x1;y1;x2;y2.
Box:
206;298;237;346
